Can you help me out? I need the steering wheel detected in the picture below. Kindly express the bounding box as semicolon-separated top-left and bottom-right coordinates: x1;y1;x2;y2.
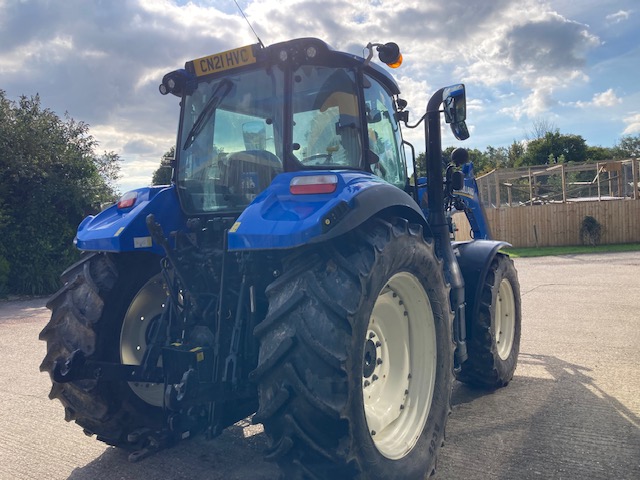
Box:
301;153;333;166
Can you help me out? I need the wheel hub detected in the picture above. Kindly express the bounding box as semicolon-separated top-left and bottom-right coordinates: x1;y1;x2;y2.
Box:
362;272;437;460
120;275;168;407
494;277;516;360
363;338;378;379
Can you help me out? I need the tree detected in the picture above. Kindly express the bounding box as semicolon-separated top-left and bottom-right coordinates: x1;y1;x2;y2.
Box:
520;131;587;166
0;91;120;294
585;146;614;162
465;148;491;174
94;151;123;195
151;146;175;185
414;146;507;181
528;118;558;140
485;145;510;170
613;134;640;158
508;141;525;167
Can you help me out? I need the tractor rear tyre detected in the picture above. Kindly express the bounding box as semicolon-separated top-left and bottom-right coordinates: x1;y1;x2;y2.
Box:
39;252;166;447
252;218;454;480
457;254;521;388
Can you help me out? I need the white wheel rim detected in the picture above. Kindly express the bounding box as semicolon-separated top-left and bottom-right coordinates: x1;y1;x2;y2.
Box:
363;272;437;460
494;278;516;361
120;275;167;407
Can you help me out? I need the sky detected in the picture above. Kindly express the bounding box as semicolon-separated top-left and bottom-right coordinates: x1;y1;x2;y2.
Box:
0;0;638;193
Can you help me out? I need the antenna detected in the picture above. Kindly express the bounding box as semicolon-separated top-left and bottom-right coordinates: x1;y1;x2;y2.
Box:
233;0;264;48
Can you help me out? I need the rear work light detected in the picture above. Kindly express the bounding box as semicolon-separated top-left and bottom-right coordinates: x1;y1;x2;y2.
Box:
289;175;338;195
117;191;138;209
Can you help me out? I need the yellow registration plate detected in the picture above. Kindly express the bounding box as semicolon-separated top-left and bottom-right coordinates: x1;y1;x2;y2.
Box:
191;45;257;77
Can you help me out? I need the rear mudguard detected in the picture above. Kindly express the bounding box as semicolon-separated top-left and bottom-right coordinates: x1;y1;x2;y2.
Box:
227;171;425;251
454;239;511;331
75;185;186;255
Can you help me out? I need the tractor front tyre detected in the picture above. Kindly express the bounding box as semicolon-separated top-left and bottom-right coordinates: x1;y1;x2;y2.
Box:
39;252;165;447
252;218;454;480
457;254;521;388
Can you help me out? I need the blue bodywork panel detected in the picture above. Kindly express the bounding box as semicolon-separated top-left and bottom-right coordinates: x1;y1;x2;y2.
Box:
75;186;185;255
227;170;423;251
75;173;424;254
417;162;492;240
454;163;492;239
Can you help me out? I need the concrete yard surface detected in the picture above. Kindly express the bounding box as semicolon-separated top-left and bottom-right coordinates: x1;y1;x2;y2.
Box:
0;252;638;479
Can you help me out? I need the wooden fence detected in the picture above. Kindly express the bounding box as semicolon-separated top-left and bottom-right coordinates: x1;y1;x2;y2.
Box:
453;199;640;247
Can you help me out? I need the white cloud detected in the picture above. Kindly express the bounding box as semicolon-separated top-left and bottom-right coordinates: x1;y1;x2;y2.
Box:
592;89;622;107
574;88;622;108
0;0;636;193
606;10;631;25
465;10;599;81
622;113;640;135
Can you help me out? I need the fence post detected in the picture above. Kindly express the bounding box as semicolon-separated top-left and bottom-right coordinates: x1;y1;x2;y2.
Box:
633;158;639;200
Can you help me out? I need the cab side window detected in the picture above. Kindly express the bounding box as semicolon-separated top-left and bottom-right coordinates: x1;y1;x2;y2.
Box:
363;76;406;188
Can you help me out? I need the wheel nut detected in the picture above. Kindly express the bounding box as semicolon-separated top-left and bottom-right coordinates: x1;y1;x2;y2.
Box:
375;341;381;347
376;358;383;365
371;430;376;436
364;380;370;387
372;375;378;381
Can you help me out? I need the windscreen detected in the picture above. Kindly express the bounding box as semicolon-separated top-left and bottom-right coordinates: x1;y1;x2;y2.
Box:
176;64;363;215
177;68;284;214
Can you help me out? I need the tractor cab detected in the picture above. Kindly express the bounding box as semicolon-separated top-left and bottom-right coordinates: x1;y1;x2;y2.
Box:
159;38;409;215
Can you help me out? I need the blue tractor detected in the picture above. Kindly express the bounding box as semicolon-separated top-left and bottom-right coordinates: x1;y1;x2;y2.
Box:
40;38;521;479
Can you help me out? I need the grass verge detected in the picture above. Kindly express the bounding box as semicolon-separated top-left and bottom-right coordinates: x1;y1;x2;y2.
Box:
504;243;640;258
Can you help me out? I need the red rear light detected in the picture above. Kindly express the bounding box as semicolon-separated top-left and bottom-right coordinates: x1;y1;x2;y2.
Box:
117;191;138;209
290;175;338;195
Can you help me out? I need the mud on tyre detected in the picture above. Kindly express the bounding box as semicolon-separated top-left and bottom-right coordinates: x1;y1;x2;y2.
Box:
251;217;455;479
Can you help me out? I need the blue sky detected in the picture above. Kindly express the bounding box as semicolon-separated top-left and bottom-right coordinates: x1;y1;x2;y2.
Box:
0;0;637;193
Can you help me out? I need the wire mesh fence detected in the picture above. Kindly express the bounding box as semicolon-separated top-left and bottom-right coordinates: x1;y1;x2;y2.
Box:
475;158;640;208
453;158;640;247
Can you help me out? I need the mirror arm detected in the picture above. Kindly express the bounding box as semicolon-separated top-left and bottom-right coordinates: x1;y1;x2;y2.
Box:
402;112;426;129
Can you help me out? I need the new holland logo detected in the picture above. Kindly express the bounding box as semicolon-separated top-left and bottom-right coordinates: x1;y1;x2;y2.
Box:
454;186;476;199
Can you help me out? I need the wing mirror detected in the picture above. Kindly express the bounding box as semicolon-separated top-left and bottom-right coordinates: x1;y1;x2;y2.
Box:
442;84;469;141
